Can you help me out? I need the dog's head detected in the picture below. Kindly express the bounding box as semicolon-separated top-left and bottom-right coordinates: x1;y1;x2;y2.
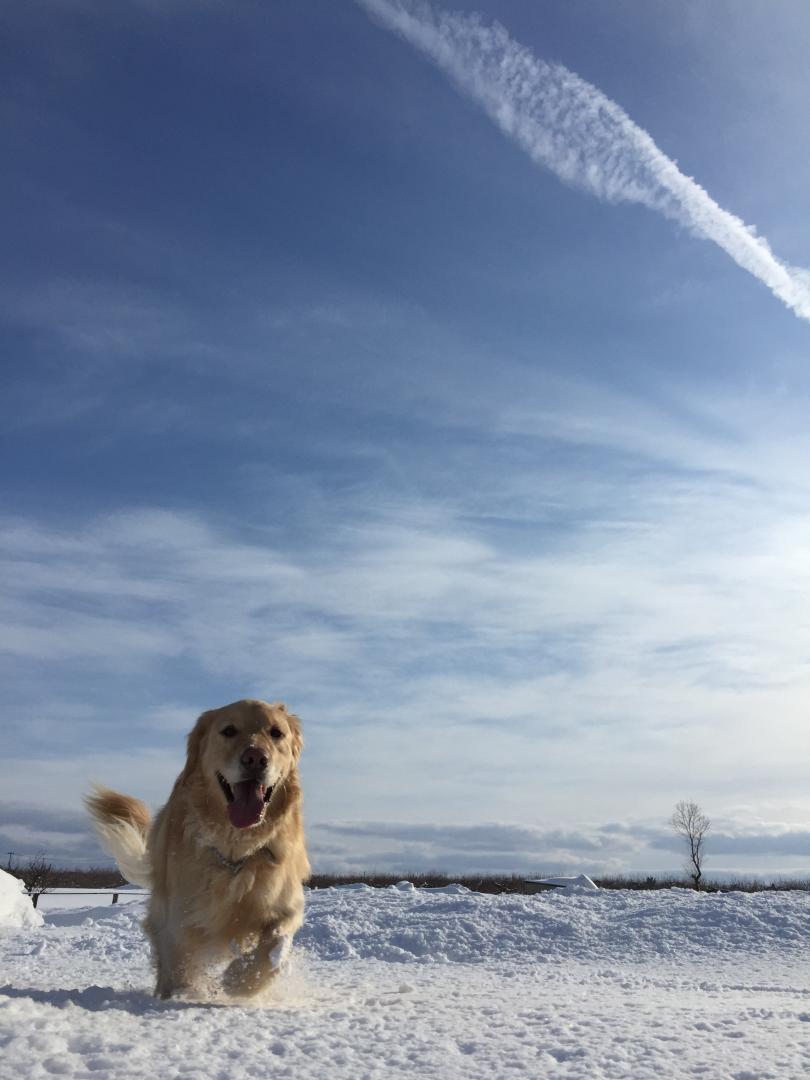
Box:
181;699;303;830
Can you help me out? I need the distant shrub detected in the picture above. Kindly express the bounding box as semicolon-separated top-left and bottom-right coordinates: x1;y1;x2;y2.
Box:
7;865;126;889
17;866;810;895
308;872;809;894
308;872;543;894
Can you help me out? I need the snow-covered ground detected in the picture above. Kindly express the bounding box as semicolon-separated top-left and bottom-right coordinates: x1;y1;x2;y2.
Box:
2;881;810;1078
35;888;149;914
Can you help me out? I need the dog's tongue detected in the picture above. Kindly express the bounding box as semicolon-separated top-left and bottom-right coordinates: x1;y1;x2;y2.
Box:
227;780;266;829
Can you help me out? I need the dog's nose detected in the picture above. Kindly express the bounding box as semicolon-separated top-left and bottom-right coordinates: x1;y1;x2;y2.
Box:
240;746;268;771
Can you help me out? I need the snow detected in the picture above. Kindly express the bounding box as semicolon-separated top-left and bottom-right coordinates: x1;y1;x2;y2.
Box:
1;883;810;1078
0;869;42;931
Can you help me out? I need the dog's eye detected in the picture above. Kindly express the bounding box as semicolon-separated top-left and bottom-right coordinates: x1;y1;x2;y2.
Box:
269;727;284;740
220;725;238;738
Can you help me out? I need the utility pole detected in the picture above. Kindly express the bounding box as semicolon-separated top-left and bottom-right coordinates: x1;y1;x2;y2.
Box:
6;851;15;871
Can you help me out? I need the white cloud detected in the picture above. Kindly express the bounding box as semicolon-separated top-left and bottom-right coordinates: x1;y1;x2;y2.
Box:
3;471;810;826
5;368;810;830
357;0;810;323
4;486;810;694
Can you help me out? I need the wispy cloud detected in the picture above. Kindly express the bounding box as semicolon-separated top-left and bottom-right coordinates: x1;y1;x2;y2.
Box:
4;485;810;696
4;375;810;830
3;470;810;813
0;278;222;365
357;0;810;323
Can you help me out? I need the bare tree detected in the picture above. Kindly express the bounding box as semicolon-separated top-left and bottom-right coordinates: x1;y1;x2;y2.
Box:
19;853;55;909
671;800;710;890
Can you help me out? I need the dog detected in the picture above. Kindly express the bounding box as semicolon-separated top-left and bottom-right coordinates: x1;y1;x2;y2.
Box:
86;699;310;999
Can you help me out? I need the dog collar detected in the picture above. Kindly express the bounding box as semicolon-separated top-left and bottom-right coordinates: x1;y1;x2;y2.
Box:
207;844;276;875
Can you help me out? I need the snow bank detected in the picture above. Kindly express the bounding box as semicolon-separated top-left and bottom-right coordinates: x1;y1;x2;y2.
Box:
300;882;810;964
0;868;43;930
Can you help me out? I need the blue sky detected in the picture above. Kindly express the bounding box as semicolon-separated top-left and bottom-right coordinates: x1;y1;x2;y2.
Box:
3;0;810;876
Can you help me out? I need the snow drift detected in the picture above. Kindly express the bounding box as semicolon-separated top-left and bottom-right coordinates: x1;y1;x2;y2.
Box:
0;868;43;931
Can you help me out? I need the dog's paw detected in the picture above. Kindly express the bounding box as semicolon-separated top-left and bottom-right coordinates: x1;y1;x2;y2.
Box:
221;954;273;998
222;954;260;997
269;934;291;972
222;935;290;997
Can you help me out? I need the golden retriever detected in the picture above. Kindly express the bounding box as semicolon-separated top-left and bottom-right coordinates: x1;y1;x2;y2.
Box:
85;699;309;999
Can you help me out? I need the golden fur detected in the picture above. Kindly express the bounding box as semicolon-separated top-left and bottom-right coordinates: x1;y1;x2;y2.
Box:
86;699;309;999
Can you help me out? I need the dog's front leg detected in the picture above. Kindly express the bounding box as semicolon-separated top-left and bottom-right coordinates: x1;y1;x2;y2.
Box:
151;924;201;1000
222;926;291;998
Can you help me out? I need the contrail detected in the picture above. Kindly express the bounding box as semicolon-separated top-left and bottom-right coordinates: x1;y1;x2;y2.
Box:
357;0;810;323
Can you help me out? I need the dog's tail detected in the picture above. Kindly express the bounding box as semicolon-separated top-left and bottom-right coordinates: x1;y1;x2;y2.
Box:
84;785;153;888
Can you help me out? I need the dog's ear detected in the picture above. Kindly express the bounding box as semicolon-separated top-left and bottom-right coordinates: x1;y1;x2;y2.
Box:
284;707;304;763
179;710;211;784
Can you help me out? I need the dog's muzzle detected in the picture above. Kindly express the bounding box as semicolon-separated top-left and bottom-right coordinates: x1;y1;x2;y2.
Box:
216;771;274;829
